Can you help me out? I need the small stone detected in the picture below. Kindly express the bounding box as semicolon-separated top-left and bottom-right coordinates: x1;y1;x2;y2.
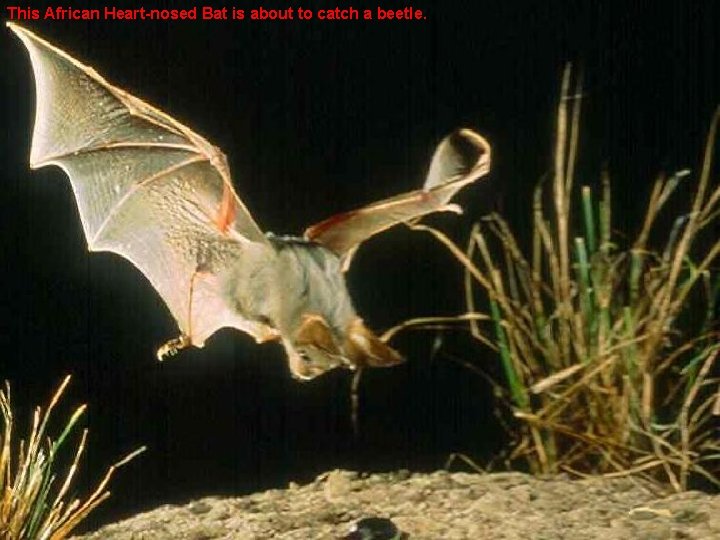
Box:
635;525;673;540
673;508;709;524
450;472;481;485
187;500;212;515
233;499;256;511
324;470;358;501
208;506;230;521
629;507;669;520
404;491;427;503
509;484;535;503
186;524;226;539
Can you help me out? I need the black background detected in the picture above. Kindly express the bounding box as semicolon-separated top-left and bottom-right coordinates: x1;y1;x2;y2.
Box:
1;0;718;531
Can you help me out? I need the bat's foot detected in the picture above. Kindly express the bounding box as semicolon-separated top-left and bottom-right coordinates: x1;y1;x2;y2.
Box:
157;334;192;361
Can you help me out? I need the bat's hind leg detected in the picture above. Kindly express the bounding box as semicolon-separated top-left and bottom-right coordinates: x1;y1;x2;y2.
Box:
156;334;192;361
156;264;206;361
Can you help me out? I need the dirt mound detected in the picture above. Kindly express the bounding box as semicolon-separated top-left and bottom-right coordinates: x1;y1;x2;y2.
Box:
74;470;719;539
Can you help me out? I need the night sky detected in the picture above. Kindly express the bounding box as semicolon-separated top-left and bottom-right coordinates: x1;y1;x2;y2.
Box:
1;0;718;531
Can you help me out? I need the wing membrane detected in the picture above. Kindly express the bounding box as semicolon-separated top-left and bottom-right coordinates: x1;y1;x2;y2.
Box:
10;23;271;346
305;129;491;258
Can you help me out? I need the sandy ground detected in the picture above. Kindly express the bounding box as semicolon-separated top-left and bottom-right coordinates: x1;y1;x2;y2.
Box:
73;470;719;539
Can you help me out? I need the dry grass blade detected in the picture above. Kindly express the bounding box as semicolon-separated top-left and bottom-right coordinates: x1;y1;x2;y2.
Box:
391;66;719;491
0;376;146;539
381;313;493;346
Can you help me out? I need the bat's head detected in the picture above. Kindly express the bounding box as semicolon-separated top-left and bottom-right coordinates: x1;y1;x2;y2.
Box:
285;314;403;381
269;238;404;381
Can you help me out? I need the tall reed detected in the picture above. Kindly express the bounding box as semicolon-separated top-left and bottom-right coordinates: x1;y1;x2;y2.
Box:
389;67;719;491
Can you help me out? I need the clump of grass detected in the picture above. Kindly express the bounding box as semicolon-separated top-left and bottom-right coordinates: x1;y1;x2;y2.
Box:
0;375;145;539
390;67;720;491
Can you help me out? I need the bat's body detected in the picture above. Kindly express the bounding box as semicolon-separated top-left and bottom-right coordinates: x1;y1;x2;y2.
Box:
9;23;491;380
214;235;363;378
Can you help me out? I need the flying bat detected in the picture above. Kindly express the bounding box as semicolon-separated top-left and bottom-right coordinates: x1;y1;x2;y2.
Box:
9;23;491;380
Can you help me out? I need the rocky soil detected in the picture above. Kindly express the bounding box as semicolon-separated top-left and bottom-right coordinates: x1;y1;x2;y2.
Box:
74;470;719;539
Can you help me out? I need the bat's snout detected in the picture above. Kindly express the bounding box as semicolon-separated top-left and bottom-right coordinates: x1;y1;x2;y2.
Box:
286;314;345;380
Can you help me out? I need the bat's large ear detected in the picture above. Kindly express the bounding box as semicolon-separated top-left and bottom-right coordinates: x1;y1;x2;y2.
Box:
342;318;404;368
294;314;340;354
304;129;491;264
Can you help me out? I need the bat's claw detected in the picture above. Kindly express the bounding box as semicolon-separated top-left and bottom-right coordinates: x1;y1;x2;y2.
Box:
157;334;192;361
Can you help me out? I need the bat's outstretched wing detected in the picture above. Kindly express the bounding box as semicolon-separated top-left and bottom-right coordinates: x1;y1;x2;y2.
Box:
10;23;274;348
304;129;491;261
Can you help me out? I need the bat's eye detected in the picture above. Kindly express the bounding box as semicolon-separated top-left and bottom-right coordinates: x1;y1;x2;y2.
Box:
298;350;311;363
